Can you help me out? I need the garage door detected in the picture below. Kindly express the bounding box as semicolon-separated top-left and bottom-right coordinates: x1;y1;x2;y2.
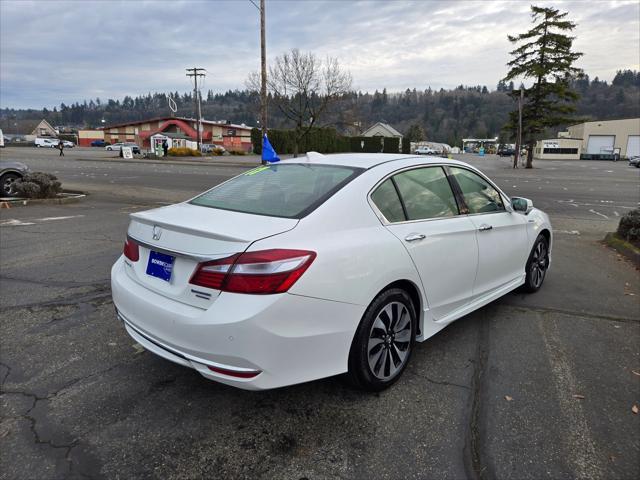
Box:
587;135;615;154
626;135;640;157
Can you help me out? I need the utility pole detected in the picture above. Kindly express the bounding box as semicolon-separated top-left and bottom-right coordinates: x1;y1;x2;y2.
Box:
260;0;267;164
186;67;206;150
515;88;523;169
250;0;268;164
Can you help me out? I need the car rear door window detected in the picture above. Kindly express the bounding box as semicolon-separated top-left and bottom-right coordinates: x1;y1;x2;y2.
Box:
392;167;459;220
190;163;363;219
448;167;505;214
370;178;406;222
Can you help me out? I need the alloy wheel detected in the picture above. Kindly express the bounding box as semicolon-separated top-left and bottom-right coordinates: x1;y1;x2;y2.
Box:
530;241;548;288
367;301;412;380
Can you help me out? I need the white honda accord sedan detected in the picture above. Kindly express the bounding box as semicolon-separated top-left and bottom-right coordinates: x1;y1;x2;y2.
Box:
111;153;552;391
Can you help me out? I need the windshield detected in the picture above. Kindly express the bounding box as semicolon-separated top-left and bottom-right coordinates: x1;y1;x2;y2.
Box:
190;163;363;218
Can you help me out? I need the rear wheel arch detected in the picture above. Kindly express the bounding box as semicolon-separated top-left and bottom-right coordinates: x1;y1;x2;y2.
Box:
374;279;423;337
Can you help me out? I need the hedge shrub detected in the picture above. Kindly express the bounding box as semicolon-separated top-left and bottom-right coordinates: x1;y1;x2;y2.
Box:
383;137;400;153
167;147;201;157
250;127;403;155
617;208;640;245
14;172;62;198
402;138;411;154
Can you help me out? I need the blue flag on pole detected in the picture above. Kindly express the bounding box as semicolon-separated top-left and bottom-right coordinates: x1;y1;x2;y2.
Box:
262;134;280;163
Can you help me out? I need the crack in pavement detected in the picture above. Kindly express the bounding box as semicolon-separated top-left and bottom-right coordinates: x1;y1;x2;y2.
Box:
0;288;112;313
406;370;471;390
463;309;492;480
1;361;127;477
0;361;11;386
500;303;640;324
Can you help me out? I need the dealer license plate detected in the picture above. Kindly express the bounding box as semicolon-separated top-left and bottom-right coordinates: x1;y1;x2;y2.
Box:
146;251;175;282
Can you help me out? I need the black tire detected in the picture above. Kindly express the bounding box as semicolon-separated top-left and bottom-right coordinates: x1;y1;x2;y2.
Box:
347;288;416;391
1;173;20;197
106;147;112;151
522;235;550;293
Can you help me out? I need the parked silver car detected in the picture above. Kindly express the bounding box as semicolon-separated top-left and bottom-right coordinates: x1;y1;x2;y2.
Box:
0;161;30;196
106;142;141;154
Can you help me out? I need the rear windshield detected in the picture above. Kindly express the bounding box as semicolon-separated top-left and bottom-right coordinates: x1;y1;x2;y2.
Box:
190;163;363;218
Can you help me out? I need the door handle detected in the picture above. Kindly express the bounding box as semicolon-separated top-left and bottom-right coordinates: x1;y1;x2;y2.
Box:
404;233;426;242
478;224;493;232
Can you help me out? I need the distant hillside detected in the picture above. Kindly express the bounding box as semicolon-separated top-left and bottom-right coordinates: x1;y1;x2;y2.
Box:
2;70;638;145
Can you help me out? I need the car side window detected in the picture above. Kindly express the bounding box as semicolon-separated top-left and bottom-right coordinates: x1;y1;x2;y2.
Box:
370;178;406;223
392;167;459;220
448;167;505;214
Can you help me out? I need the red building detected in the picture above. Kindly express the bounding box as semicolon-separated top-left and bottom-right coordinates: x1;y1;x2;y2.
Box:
94;116;253;151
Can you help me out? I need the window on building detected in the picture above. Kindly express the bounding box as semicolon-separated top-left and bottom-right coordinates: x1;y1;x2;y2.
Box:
227;129;236;136
542;148;578;154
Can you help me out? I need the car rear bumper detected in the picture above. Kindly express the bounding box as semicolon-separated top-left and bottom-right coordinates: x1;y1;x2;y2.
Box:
111;257;364;390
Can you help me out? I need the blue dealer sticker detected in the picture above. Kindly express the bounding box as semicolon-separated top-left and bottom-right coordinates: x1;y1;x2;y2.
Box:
146;251;175;282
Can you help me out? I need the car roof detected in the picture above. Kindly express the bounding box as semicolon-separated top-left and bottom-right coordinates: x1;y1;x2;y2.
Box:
281;152;460;170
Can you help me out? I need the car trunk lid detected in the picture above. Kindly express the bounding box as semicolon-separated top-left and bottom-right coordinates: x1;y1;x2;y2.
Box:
125;202;298;308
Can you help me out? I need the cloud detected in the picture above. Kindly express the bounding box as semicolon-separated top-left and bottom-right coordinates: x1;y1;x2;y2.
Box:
0;0;638;108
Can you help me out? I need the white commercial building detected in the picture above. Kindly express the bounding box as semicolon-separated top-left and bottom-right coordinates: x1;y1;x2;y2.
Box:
533;138;582;160
567;118;640;159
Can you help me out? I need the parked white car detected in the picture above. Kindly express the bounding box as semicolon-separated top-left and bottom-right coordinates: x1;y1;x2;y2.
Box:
415;146;438;155
34;138;58;147
111;153;552;391
34;138;73;148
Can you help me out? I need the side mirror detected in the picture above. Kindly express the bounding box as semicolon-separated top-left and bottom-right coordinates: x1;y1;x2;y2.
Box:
511;197;533;215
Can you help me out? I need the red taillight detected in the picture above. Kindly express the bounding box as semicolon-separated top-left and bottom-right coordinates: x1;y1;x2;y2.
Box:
189;249;316;294
189;254;240;290
123;238;139;262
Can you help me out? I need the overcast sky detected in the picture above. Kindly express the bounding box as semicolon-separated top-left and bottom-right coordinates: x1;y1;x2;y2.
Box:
1;0;638;109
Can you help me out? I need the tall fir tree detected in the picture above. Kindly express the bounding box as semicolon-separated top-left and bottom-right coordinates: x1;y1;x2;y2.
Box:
503;5;583;168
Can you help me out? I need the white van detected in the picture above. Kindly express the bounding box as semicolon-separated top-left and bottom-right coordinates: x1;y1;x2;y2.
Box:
0;129;4;148
35;137;59;148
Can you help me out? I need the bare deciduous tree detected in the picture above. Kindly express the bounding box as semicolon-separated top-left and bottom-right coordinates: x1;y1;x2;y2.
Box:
248;48;352;157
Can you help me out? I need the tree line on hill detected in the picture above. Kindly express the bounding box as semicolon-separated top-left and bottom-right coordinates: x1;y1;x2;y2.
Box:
1;69;638;146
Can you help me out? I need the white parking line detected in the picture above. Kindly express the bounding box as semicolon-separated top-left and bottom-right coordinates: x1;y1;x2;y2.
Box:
0;219;36;227
37;215;85;222
588;209;609;219
0;215;84;227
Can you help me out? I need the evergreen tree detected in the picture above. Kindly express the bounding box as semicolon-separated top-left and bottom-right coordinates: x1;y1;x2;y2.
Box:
405;123;425;142
504;5;583;168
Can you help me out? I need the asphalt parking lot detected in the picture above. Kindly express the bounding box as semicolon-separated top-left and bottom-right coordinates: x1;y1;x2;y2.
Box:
1;147;639;479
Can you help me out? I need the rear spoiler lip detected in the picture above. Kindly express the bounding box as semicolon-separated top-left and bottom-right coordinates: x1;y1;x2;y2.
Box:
129;213;250;243
126;234;231;262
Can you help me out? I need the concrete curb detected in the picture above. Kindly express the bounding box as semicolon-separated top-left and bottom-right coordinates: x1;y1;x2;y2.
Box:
603;232;640;267
0;191;86;208
73;157;260;168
